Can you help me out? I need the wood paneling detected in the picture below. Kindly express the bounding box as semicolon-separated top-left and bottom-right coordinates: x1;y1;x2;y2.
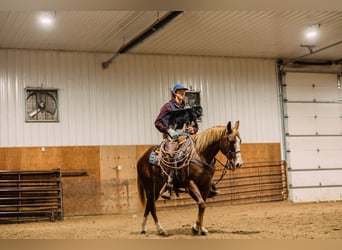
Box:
99;146;139;214
0;143;286;216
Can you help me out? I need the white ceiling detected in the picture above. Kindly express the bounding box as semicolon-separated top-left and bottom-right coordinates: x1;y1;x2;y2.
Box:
0;10;341;62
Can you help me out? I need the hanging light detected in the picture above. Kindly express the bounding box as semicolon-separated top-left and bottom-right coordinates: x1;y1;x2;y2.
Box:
337;73;341;89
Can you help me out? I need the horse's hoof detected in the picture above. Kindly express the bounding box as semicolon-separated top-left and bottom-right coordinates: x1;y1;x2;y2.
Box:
201;230;209;236
158;230;168;236
192;226;199;235
200;227;209;235
192;225;209;236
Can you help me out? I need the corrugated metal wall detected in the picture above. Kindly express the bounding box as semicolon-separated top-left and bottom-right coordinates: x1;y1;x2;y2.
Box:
0;49;280;147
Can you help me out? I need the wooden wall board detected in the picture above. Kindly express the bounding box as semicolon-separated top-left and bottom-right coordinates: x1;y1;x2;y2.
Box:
0;143;285;216
60;146;101;216
99;146;139;214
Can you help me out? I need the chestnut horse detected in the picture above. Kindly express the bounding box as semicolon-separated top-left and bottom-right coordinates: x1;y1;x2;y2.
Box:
137;121;243;236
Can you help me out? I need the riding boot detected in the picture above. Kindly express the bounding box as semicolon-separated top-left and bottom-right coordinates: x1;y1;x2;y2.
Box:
160;176;173;200
208;183;220;198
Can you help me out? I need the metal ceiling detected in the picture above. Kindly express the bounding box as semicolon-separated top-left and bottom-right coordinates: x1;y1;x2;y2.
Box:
0;10;341;62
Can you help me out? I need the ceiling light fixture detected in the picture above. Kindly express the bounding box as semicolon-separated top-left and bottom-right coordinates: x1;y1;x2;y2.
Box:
305;23;320;40
38;11;56;28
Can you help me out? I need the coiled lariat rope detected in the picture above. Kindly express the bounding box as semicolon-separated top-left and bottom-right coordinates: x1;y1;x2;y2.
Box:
159;133;194;176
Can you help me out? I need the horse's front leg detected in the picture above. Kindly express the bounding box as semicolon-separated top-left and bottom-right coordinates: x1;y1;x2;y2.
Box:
188;180;209;236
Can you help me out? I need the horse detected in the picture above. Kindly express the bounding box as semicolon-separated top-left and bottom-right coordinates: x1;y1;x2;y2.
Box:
136;120;243;236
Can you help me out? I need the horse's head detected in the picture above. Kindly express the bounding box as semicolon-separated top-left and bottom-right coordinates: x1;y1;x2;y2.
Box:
220;121;243;170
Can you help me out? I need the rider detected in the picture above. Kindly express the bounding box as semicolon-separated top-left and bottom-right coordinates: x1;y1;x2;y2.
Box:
155;82;219;200
155;82;198;139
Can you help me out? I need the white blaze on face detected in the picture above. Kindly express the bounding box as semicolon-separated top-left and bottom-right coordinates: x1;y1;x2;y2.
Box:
234;136;243;167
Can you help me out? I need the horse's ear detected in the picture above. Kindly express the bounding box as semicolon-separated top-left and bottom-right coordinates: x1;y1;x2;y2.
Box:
234;120;240;129
227;121;232;134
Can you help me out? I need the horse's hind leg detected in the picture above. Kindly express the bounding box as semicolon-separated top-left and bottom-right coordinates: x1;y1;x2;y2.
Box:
142;190;168;236
141;189;154;234
141;204;149;234
189;180;209;236
141;217;148;234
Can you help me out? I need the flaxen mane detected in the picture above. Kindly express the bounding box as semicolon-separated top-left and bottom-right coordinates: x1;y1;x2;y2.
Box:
193;126;226;154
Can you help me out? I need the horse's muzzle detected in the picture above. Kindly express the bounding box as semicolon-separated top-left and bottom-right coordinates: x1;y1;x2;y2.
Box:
235;162;243;168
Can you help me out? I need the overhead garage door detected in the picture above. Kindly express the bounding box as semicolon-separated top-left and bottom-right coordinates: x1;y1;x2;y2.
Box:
283;72;342;202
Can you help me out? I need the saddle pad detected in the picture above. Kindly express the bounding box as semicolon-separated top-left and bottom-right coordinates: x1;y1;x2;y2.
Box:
149;150;159;166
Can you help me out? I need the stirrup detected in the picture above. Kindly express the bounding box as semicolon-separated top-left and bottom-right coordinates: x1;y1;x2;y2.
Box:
161;190;172;200
208;188;220;198
160;182;173;200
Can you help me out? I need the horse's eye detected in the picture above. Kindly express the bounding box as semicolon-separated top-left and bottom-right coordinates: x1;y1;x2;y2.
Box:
228;135;235;142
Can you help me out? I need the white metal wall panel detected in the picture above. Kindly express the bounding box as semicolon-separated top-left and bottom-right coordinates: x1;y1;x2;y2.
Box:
284;72;342;202
0;49;280;147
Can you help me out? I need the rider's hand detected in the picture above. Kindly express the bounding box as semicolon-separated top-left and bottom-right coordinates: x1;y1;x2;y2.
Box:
187;127;195;134
167;129;179;140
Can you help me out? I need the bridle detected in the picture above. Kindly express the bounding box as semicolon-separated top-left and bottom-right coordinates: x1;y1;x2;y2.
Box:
213;133;242;186
224;132;242;171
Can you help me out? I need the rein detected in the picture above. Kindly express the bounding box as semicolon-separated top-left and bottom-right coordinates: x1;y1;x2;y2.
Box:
190;157;215;170
212;152;240;186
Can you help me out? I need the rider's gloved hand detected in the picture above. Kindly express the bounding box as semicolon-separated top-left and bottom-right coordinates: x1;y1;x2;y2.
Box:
167;129;179;140
187;126;195;134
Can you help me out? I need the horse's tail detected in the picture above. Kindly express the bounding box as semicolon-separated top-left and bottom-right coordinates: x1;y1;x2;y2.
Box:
136;146;154;207
137;168;146;206
137;145;157;207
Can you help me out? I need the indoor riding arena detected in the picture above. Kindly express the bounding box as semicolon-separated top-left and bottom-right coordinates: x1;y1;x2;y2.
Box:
0;4;341;240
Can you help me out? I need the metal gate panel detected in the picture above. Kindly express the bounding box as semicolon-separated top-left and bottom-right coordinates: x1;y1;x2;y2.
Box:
282;72;342;202
0;169;63;222
156;160;288;208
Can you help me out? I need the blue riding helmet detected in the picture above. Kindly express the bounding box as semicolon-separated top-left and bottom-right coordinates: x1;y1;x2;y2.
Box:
172;82;188;92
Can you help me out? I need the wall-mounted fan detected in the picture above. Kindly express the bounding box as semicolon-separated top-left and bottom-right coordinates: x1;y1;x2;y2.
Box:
25;88;59;122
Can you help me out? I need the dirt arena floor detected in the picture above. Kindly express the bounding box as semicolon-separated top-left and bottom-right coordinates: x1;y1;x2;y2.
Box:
0;200;341;239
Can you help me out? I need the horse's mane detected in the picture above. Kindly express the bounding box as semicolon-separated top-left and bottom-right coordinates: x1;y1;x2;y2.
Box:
193;126;226;154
